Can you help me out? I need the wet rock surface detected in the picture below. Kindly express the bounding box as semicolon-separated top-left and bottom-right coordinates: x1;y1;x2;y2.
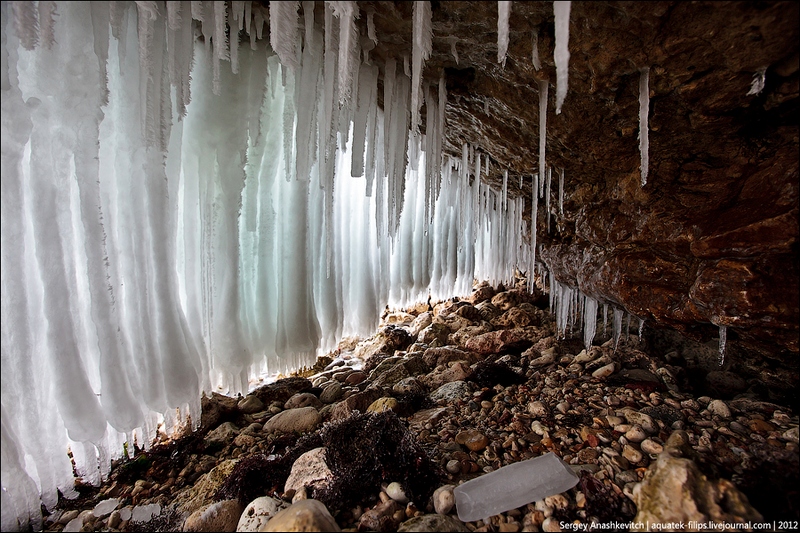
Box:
42;282;798;532
362;0;799;376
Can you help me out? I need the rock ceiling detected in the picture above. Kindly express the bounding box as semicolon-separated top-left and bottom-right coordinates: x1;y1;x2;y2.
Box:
344;1;798;378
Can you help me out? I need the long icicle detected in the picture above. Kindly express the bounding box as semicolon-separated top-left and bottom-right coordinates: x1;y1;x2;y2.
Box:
553;1;571;114
639;66;650;186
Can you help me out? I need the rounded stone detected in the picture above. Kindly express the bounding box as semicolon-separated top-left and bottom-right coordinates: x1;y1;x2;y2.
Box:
285;392;323;410
430;381;472;402
433;485;456;515
264;407;321;435
239;395;266;414
367;397;400;413
393;377;426;396
707;399;731;419
184;499;243;532
640;439;664;455
527;401;549;418
237;496;286;532
622;445;644;464
346;371;368;385
592;362;616;378
455;429;489;452
446;460;461;474
260;499;340;532
386;482;409;504
624;425;647;443
320;382;343;404
542;516;562;532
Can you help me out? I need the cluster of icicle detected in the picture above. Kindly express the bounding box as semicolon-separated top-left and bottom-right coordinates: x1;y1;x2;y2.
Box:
0;2;541;529
546;272;646;354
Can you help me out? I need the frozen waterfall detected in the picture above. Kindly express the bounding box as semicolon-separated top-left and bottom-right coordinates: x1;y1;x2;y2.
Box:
0;3;535;529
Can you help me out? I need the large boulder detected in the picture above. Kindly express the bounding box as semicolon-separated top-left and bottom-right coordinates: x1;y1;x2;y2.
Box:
633;431;763;527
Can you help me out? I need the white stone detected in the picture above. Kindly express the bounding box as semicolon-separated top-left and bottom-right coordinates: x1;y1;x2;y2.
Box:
386;482;409;504
433;485;456;515
237;496;288;531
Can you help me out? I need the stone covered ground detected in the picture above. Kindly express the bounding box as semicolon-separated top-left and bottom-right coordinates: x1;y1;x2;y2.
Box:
43;279;799;532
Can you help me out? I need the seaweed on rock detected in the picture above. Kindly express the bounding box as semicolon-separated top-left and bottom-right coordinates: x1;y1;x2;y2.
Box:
214;433;323;504
314;410;442;513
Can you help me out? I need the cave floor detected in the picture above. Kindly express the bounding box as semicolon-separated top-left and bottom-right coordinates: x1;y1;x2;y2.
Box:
42;283;799;532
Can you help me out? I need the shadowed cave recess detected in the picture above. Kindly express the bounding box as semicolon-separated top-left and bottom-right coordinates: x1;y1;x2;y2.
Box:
1;1;797;531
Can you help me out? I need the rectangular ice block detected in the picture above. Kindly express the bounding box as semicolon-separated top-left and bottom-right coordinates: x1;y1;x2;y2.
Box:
453;452;579;522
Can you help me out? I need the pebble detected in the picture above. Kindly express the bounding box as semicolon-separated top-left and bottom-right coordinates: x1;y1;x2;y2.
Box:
622;444;644;464
456;429;489;451
624;424;647;443
386;482;409;504
433;485;456;515
707;399;732;419
528;400;549;417
542;516;563;532
592;362;616;378
640;438;664;455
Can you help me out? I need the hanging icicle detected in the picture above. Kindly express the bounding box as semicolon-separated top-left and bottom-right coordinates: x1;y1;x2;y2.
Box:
553;1;571;114
639;66;650;186
411;1;433;135
718;325;727;367
538;80;548;196
497;1;511;66
531;29;542;70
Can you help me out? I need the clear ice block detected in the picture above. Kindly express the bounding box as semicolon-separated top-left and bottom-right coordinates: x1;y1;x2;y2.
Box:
454;452;579;522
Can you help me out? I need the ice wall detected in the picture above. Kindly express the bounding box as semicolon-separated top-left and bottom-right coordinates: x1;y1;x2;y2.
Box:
0;3;533;529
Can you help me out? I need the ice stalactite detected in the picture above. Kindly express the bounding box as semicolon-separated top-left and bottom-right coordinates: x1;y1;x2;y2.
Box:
718;325;727;366
270;0;300;71
329;0;359;108
747;67;766;96
538;79;548;196
546;166;552;232
583;296;598;350
639;66;650;186
553;1;570;114
497;1;511;66
613;308;625;351
531;28;541;70
558;167;564;214
411;0;432;135
450;36;459;64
